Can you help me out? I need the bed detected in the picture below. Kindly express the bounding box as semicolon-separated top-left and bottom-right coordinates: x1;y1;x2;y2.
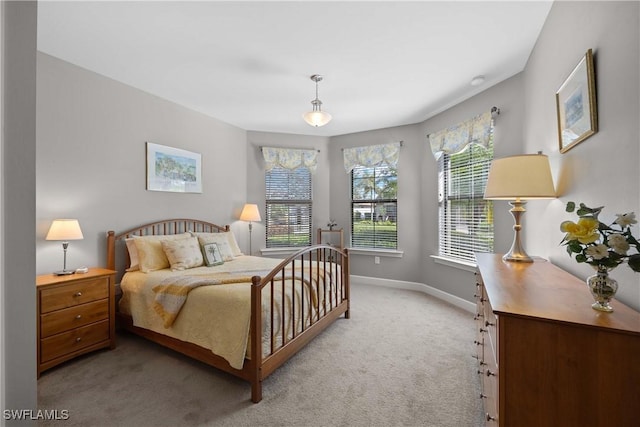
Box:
106;218;350;402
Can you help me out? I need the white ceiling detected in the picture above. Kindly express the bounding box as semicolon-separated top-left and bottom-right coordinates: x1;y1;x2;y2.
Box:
37;1;553;137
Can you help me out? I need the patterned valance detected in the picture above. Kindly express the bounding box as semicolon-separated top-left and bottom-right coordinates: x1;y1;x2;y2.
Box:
262;147;318;174
343;142;401;173
428;110;493;160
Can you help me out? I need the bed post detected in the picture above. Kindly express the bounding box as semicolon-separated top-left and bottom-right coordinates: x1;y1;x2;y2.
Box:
250;275;263;403
106;231;116;271
343;248;350;319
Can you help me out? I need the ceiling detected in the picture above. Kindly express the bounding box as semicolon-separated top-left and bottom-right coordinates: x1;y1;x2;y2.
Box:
37;1;553;137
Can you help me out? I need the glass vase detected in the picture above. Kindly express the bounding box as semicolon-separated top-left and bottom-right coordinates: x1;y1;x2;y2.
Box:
586;266;618;313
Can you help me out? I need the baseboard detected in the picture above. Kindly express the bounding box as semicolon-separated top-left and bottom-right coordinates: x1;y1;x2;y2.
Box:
351;275;475;313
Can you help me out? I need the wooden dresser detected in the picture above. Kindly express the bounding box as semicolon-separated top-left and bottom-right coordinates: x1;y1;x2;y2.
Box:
36;268;116;377
474;253;640;426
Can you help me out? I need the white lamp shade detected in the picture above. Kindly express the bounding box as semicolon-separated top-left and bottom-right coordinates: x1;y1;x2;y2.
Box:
46;219;84;241
484;154;556;200
303;110;332;127
239;204;262;222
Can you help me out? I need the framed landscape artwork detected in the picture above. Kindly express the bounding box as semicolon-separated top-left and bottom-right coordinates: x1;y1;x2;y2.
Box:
556;49;598;153
146;142;202;193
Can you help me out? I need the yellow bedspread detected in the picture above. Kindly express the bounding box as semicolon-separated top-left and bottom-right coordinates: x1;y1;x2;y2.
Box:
119;255;340;370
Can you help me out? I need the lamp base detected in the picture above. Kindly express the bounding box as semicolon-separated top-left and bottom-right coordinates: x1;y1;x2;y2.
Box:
53;270;76;276
503;200;534;263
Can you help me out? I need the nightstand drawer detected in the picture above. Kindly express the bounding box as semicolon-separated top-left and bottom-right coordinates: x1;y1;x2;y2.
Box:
40;277;109;313
40;319;110;363
40;299;109;338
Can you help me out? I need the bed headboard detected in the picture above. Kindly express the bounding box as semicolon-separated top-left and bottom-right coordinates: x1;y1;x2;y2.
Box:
106;218;229;281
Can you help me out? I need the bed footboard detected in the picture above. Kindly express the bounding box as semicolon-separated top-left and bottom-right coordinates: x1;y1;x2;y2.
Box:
249;244;350;402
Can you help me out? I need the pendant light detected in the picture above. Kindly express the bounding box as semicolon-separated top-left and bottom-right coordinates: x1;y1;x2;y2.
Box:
303;74;332;127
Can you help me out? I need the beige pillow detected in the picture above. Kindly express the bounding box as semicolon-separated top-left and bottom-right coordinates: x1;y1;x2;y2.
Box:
125;237;140;271
193;232;235;261
161;237;204;271
192;231;243;257
133;233;191;273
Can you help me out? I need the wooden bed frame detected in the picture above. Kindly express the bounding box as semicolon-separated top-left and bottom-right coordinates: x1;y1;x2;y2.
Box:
106;218;350;403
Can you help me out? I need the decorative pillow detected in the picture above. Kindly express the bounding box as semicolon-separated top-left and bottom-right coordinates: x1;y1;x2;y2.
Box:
202;242;225;267
161;237;204;271
125;237;140;271
192;231;243;257
133;233;191;273
193;232;235;261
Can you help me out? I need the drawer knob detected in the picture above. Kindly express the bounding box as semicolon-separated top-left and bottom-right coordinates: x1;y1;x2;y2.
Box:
485;320;495;327
479;327;488;333
75;314;82;320
75;337;82;343
480;393;487;399
486;369;496;377
486;413;496;422
74;291;82;297
473;340;482;346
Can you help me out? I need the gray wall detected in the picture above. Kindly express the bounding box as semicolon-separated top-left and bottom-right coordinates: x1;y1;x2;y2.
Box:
523;1;640;310
325;74;524;303
328;124;424;283
2;0;38;418
36;53;249;275
417;74;525;303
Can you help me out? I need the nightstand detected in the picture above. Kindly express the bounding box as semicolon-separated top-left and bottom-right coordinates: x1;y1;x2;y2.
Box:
36;268;116;377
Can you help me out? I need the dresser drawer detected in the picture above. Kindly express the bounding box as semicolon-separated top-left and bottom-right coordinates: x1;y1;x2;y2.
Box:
40;319;110;363
40;277;109;313
40;299;109;338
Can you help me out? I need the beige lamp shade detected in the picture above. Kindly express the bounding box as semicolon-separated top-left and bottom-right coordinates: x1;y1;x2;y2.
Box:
46;219;84;241
484;154;556;200
239;204;262;222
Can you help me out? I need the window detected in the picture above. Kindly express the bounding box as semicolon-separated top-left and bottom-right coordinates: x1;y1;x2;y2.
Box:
438;140;494;263
351;164;397;249
265;166;312;248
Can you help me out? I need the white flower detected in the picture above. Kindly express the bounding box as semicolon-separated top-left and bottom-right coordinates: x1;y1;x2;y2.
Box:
614;212;637;227
585;244;609;260
608;233;630;255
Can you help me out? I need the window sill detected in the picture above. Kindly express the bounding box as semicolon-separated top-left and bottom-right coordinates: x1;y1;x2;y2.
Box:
431;255;477;272
347;247;404;258
260;247;302;257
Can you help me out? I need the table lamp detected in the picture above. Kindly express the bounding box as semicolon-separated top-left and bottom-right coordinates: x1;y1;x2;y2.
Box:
239;204;261;255
46;219;84;275
484;153;556;262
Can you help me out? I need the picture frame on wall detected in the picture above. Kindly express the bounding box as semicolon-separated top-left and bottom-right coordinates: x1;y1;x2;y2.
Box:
203;243;224;266
146;142;202;193
556;49;598;154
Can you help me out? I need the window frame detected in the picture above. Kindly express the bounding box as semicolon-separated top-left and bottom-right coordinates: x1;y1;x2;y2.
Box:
350;164;398;250
437;139;494;264
265;166;313;248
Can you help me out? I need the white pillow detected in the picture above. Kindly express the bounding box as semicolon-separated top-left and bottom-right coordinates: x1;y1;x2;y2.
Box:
161;236;204;271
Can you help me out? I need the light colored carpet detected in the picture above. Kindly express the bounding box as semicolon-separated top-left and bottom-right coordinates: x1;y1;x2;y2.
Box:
38;283;484;427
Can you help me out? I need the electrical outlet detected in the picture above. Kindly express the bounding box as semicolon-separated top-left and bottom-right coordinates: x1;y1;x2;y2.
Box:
374;256;380;265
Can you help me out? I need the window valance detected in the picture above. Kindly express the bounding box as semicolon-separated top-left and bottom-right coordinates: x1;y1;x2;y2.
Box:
343;142;401;173
428;110;493;160
261;147;318;174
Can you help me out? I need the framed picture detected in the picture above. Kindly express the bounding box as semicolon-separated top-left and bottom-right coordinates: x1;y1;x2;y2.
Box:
556;49;598;153
146;142;202;193
203;243;224;266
